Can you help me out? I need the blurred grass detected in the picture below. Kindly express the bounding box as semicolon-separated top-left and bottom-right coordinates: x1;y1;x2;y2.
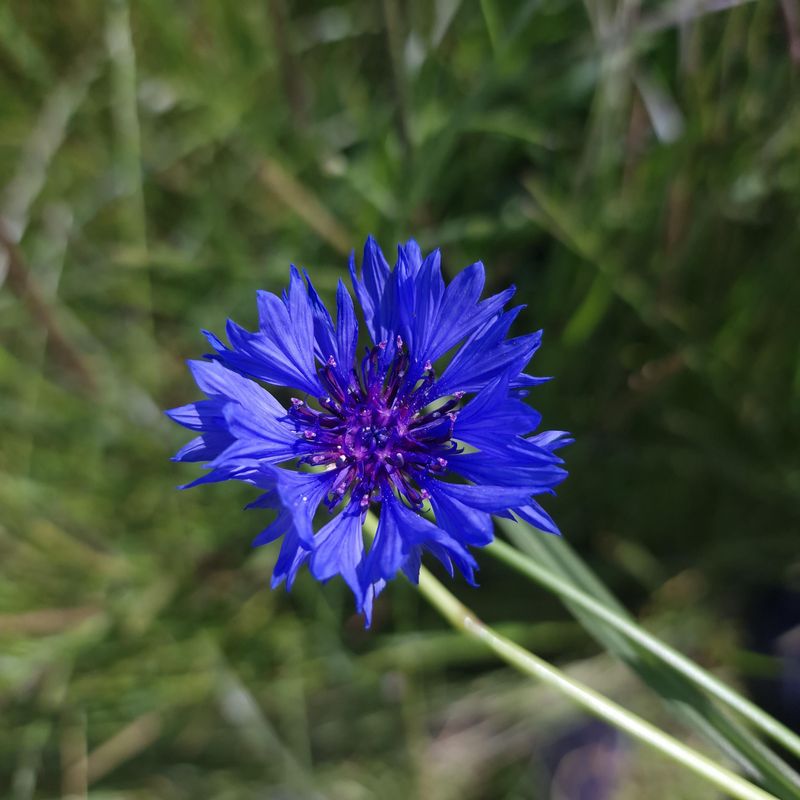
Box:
1;1;799;798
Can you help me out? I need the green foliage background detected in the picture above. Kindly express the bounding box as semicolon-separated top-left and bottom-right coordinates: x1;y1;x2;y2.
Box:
1;1;798;797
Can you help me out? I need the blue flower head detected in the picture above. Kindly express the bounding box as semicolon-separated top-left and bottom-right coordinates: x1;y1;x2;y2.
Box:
167;237;571;625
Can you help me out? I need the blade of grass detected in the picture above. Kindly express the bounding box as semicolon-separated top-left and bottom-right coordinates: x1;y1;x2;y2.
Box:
0;226;97;395
106;0;147;251
413;561;780;800
258;157;354;256
105;0;158;388
489;520;800;797
2;54;101;241
479;0;502;54
84;712;161;785
363;512;787;800
381;0;411;160
372;494;800;795
486;535;800;762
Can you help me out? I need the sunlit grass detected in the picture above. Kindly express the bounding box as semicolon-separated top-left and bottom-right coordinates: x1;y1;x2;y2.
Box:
1;1;799;797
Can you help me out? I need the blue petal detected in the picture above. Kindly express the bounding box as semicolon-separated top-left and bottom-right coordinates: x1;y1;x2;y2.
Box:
303;274;359;387
398;239;423;276
400;248;444;362
187;360;289;418
180;461;261;489
392;257;518;379
426;480;495;547
204;439;283;472
449;447;567;491
425;266;515;363
435;311;543;396
528;430;575;452
512;373;553;388
250;466;336;548
361;578;387;628
350;235;391;345
432;481;536;513
166;390;233;463
219;403;298;463
514;500;561;536
360;498;406;585
360;496;478;594
280;265;318;372
202;272;322;395
454;372;542;450
400;547;423;584
303;271;338;365
253;505;294;547
376;260;405;357
172;361;299;467
271;528;311;591
251;467;340;590
310;502;365;609
335;280;358;380
171;431;234;463
164;400;226;431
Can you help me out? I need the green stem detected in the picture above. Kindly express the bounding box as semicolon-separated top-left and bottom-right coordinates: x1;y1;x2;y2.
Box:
485;537;800;762
414;564;779;800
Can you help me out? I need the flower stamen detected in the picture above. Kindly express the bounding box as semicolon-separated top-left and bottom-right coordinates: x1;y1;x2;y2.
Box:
291;343;464;510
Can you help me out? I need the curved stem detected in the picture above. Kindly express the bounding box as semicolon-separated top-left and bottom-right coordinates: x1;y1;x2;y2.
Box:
415;564;779;800
484;537;800;762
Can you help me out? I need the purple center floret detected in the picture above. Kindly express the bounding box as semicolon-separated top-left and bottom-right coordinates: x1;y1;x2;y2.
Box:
289;336;464;511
